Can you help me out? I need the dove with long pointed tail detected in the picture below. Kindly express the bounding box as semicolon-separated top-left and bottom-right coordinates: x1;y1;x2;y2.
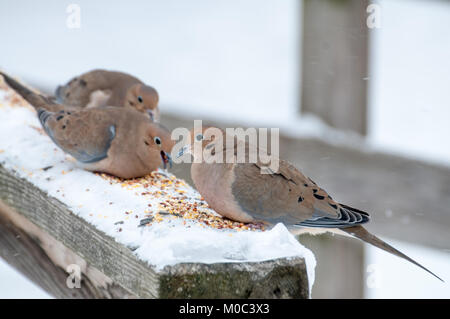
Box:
55;69;160;122
1;72;173;179
177;126;443;282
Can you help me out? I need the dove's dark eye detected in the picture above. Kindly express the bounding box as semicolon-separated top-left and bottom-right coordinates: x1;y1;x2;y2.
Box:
196;134;203;141
138;96;143;103
154;137;161;145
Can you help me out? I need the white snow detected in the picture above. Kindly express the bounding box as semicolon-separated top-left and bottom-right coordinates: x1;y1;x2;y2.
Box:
0;0;299;127
368;0;450;168
0;88;316;292
364;237;450;298
0;259;52;299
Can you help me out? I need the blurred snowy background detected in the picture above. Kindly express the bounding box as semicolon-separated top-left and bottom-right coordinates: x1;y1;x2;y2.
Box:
0;0;449;298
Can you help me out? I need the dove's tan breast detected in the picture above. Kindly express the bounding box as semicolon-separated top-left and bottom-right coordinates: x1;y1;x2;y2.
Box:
191;162;255;223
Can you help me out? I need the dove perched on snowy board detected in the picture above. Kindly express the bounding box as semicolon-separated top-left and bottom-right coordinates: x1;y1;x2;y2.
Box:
55;69;160;122
177;127;443;281
1;72;173;179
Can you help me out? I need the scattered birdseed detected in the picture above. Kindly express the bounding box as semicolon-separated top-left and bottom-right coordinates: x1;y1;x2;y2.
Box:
96;172;266;232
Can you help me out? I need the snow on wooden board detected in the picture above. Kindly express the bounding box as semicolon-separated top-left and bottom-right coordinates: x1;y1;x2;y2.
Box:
0;82;316;290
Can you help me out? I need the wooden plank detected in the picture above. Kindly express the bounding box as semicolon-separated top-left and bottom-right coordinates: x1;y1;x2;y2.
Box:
301;0;369;135
0;164;309;298
0;164;160;298
282;136;450;250
0;201;134;298
159;259;309;299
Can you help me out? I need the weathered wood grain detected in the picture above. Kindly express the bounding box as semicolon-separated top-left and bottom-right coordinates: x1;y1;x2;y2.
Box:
160;258;309;299
0;200;134;298
0;164;160;297
0;164;309;298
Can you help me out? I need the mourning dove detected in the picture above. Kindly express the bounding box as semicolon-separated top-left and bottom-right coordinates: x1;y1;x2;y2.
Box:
1;72;173;179
55;69;160;122
177;127;442;281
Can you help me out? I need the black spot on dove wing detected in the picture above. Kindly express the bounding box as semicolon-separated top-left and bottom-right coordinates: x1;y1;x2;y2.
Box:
40;109;117;163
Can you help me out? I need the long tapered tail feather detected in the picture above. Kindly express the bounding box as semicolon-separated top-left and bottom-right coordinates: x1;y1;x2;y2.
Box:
343;225;443;282
0;72;60;111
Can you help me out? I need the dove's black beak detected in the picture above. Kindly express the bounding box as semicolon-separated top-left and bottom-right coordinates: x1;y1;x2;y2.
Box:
160;151;172;170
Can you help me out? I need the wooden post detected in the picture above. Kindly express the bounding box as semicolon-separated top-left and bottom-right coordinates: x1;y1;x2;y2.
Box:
299;0;369;297
301;0;369;135
298;234;364;298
